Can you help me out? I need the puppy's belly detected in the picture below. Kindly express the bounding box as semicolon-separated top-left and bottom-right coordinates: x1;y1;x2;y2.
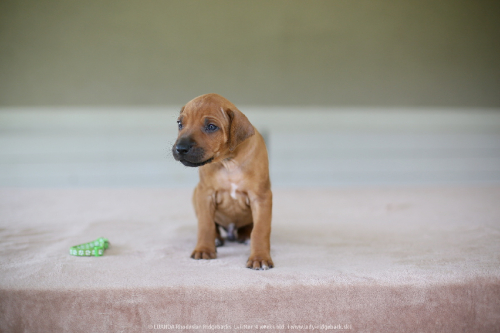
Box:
214;190;252;228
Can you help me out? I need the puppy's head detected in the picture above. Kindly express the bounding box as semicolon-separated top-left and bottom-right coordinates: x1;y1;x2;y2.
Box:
172;94;255;167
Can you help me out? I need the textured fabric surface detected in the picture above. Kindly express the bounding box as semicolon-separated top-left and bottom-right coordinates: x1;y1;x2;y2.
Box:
1;187;499;332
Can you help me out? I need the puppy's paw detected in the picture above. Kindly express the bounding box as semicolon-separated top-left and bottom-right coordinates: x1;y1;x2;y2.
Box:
238;238;250;245
215;238;224;247
246;255;274;270
191;247;217;260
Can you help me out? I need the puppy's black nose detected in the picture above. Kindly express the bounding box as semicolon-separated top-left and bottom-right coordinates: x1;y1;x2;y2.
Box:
175;138;193;155
176;144;189;155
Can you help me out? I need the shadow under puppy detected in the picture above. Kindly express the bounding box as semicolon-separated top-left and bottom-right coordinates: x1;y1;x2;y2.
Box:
172;93;273;270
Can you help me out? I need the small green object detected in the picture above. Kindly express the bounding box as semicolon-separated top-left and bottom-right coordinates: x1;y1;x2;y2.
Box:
69;237;109;257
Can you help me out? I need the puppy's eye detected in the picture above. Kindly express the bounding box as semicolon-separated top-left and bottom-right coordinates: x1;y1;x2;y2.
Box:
177;120;182;130
205;124;218;133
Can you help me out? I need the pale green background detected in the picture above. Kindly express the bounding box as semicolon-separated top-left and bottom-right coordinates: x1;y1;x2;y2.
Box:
1;0;499;107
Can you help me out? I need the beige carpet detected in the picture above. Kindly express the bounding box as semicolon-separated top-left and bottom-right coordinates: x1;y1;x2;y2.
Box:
1;187;499;332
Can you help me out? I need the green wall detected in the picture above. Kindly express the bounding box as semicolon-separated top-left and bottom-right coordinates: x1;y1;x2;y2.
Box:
1;0;499;107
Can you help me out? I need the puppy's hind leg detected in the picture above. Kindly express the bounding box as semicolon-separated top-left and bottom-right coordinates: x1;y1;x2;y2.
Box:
226;223;237;242
237;223;253;245
215;223;225;247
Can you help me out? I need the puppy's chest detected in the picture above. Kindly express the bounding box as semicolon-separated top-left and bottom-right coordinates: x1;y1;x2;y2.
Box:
213;172;250;209
215;181;249;206
213;179;252;228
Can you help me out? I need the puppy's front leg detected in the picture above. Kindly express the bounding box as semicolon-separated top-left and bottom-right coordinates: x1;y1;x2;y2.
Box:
191;186;217;260
247;190;274;270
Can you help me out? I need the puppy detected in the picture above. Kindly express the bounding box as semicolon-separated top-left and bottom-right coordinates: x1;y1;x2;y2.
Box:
172;94;273;270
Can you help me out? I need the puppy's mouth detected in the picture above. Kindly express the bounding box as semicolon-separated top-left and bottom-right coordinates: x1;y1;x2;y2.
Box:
179;156;214;167
172;140;215;167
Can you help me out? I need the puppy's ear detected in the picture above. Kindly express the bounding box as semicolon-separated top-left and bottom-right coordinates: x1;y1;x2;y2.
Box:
226;108;255;152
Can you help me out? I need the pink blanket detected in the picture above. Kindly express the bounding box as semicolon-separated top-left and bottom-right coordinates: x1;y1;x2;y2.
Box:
1;187;499;332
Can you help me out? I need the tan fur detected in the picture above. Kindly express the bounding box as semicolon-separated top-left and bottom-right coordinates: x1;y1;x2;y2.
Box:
172;94;273;270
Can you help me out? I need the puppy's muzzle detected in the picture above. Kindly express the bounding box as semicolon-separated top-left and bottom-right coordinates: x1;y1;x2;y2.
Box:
172;137;214;167
175;137;193;155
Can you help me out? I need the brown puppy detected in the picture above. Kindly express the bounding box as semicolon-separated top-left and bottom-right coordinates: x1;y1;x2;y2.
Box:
172;93;273;270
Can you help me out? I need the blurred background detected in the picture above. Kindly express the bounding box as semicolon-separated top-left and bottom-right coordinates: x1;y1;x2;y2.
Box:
1;0;499;188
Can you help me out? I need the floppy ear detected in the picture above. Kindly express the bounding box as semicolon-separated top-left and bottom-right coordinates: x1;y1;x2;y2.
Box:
226;108;255;152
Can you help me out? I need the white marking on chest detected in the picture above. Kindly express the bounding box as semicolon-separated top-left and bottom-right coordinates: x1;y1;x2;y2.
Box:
230;183;238;199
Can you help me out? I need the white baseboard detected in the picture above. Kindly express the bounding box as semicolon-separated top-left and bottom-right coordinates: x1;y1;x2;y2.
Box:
1;107;499;187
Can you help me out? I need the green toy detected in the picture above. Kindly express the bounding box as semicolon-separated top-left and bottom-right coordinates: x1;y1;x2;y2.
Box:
69;237;109;257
